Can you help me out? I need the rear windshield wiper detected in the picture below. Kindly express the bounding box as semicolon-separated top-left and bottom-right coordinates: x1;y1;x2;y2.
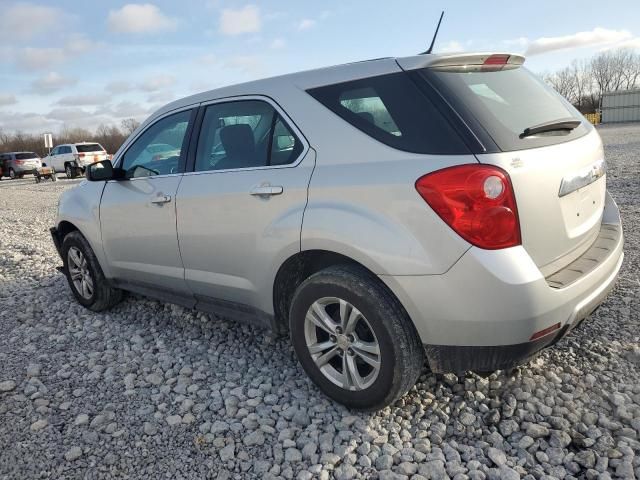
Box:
520;118;581;139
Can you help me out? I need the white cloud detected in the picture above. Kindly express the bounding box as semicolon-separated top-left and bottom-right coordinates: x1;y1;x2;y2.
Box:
105;81;134;94
0;111;56;132
147;91;176;103
439;41;464;54
220;5;261;35
297;19;316;31
30;72;77;94
270;38;286;49
56;94;110;106
0;94;17;106
106;100;150;118
47;107;95;123
225;55;264;75
525;28;633;56
600;37;640;51
0;3;63;40
139;74;176;92
64;34;102;55
16;47;67;71
108;4;177;34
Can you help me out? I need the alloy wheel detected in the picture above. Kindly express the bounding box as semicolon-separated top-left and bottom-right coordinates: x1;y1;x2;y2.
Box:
67;246;94;299
304;297;381;391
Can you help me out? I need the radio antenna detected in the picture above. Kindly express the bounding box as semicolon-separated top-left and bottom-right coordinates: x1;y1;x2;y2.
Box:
422;11;444;55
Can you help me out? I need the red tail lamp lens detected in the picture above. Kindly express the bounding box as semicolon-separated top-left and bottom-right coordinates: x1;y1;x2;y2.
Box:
415;164;521;250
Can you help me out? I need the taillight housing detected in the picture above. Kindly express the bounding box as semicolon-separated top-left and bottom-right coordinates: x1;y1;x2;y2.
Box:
415;164;521;250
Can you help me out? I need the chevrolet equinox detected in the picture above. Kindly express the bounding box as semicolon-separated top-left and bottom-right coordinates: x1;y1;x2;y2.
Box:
51;52;624;410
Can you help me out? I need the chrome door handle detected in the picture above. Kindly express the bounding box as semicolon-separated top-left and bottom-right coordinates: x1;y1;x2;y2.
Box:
150;194;172;204
250;185;284;196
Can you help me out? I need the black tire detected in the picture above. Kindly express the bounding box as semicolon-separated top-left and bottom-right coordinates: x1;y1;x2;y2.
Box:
65;163;77;179
9;168;16;179
61;231;123;311
34;175;41;183
289;265;424;411
51;174;58;182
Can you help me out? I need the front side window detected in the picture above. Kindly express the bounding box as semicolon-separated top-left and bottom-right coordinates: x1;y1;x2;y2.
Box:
307;72;469;154
121;110;191;177
195;100;303;172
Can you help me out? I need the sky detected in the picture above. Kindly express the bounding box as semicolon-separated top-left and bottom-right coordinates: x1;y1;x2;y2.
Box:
1;0;639;134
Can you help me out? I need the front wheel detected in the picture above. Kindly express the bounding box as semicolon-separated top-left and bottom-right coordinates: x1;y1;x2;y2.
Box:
61;231;123;311
289;265;424;411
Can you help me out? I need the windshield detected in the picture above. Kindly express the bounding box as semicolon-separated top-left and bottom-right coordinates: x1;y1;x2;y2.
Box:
76;144;104;153
422;66;591;151
15;152;39;160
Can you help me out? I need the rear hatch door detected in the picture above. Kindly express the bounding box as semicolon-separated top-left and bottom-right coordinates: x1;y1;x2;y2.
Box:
407;55;605;274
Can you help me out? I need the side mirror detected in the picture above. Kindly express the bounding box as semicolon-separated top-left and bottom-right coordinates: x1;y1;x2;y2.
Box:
86;160;124;181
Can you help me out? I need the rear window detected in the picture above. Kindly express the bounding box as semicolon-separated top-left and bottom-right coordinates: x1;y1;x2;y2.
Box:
15;152;39;160
421;67;591;151
307;72;469;154
76;144;104;153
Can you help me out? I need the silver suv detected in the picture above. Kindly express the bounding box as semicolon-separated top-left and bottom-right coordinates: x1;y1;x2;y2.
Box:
51;52;624;410
0;152;42;179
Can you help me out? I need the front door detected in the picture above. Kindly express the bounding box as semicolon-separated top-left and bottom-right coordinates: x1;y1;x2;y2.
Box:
176;99;314;314
100;108;195;296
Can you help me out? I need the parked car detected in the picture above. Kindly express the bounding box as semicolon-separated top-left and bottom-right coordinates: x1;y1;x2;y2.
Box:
0;152;42;179
44;143;108;178
50;52;624;410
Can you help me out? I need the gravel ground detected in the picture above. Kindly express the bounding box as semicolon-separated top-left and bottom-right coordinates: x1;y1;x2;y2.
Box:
0;124;639;480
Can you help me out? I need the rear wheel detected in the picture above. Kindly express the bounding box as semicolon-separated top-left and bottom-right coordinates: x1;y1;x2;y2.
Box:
289;265;424;410
61;231;123;311
65;163;77;179
9;168;16;179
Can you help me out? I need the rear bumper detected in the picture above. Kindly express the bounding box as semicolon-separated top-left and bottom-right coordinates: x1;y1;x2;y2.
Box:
381;191;624;373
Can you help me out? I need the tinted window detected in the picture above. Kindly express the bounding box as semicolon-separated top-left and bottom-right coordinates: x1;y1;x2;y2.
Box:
76;143;104;153
121;110;191;177
422;67;590;151
195;100;303;172
62;146;72;154
307;72;469;154
15;152;38;160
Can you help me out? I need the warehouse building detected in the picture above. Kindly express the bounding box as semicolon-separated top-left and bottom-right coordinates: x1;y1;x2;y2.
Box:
601;89;640;123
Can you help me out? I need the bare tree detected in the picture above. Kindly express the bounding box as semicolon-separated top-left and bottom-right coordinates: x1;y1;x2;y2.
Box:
545;67;577;104
121;118;140;136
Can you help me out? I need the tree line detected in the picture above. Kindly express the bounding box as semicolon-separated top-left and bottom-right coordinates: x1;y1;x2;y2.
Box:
543;48;640;113
0;118;140;157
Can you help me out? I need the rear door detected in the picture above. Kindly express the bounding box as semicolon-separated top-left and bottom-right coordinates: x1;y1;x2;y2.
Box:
176;98;314;314
417;61;604;274
100;108;195;295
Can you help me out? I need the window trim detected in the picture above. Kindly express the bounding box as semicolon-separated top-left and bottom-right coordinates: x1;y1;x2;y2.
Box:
112;106;197;180
185;95;309;176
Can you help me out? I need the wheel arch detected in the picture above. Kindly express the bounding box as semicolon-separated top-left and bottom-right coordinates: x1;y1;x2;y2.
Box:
272;249;412;335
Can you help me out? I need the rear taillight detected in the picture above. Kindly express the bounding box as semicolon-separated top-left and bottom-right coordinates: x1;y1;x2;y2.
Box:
15;160;24;164
78;153;85;158
415;164;521;250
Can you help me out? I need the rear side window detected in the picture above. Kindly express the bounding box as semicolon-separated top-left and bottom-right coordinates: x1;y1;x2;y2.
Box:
76;144;104;153
15;153;38;160
421;67;591;151
307;72;469;154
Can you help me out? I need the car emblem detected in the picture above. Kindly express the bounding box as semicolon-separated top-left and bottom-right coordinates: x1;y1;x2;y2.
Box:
558;159;606;197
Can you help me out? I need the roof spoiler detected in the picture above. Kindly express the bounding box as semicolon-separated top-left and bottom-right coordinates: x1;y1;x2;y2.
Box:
397;53;525;72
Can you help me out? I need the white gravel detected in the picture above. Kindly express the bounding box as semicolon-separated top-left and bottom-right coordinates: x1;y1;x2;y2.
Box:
0;124;639;479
